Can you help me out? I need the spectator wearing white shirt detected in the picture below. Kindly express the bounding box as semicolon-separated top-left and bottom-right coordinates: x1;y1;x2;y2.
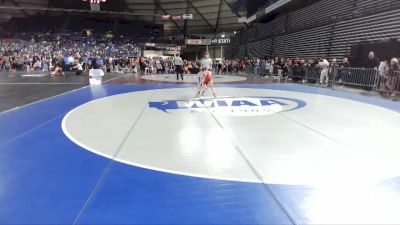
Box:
318;58;330;85
201;52;213;70
198;53;212;84
265;60;271;77
73;60;83;75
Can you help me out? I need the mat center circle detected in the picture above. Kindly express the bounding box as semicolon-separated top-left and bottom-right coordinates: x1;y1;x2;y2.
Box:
62;87;400;186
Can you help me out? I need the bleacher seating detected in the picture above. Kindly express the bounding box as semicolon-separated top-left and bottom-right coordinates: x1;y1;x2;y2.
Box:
247;39;273;58
272;25;331;59
256;16;287;39
286;0;353;32
330;8;400;60
353;0;400;17
230;0;400;61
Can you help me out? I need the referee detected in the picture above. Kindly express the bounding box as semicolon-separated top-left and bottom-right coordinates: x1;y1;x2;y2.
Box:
173;54;184;80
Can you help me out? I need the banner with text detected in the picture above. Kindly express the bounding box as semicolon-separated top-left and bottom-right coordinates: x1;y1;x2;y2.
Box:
186;38;230;46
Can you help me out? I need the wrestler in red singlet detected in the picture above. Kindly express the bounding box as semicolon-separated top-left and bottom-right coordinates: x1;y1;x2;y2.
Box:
203;69;212;86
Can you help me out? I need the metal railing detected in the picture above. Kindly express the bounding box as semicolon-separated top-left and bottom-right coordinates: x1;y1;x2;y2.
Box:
243;64;260;75
288;65;321;82
376;71;400;96
246;64;322;82
334;68;378;89
243;63;400;96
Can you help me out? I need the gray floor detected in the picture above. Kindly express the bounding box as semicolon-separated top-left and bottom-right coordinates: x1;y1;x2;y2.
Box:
0;71;127;112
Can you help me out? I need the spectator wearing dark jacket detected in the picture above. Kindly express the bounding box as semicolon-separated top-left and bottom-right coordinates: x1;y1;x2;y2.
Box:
337;57;351;82
365;51;379;69
341;57;350;68
91;58;100;69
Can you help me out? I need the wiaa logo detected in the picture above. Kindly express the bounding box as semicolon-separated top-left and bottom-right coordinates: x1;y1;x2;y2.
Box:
149;97;306;116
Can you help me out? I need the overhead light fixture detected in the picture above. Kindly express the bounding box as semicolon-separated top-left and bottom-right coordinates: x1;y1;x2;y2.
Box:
221;34;226;38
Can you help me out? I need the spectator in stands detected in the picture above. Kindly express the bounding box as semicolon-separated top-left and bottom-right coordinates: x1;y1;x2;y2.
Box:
265;60;271;77
239;60;245;73
365;51;379;69
337;57;350;82
330;58;338;81
227;60;233;74
276;58;285;79
294;57;301;65
377;59;389;91
282;59;290;82
260;60;266;76
134;57;140;73
291;58;303;81
217;60;222;74
385;58;399;96
72;60;83;75
300;59;307;82
318;58;330;86
341;57;350;68
378;59;388;77
254;58;260;75
91;58;100;69
219;61;226;74
155;58;163;74
269;59;274;76
233;60;239;75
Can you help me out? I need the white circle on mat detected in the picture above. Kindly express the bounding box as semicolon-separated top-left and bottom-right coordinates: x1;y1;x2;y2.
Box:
62;88;400;186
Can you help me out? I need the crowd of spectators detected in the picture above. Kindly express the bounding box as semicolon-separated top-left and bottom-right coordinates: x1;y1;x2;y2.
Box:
139;53;399;96
216;60;241;75
141;58;199;75
1;34;399;95
244;56;346;80
0;33;214;77
242;51;399;95
0;32;141;74
377;57;399;96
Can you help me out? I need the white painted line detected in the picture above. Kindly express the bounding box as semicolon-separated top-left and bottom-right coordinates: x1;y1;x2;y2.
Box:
60;91;262;184
21;74;49;77
0;73;134;116
0;83;86;85
62;114;261;184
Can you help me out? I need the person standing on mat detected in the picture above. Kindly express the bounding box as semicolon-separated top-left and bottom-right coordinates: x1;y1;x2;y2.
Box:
201;52;213;71
173;54;184;80
196;67;216;98
198;52;213;84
